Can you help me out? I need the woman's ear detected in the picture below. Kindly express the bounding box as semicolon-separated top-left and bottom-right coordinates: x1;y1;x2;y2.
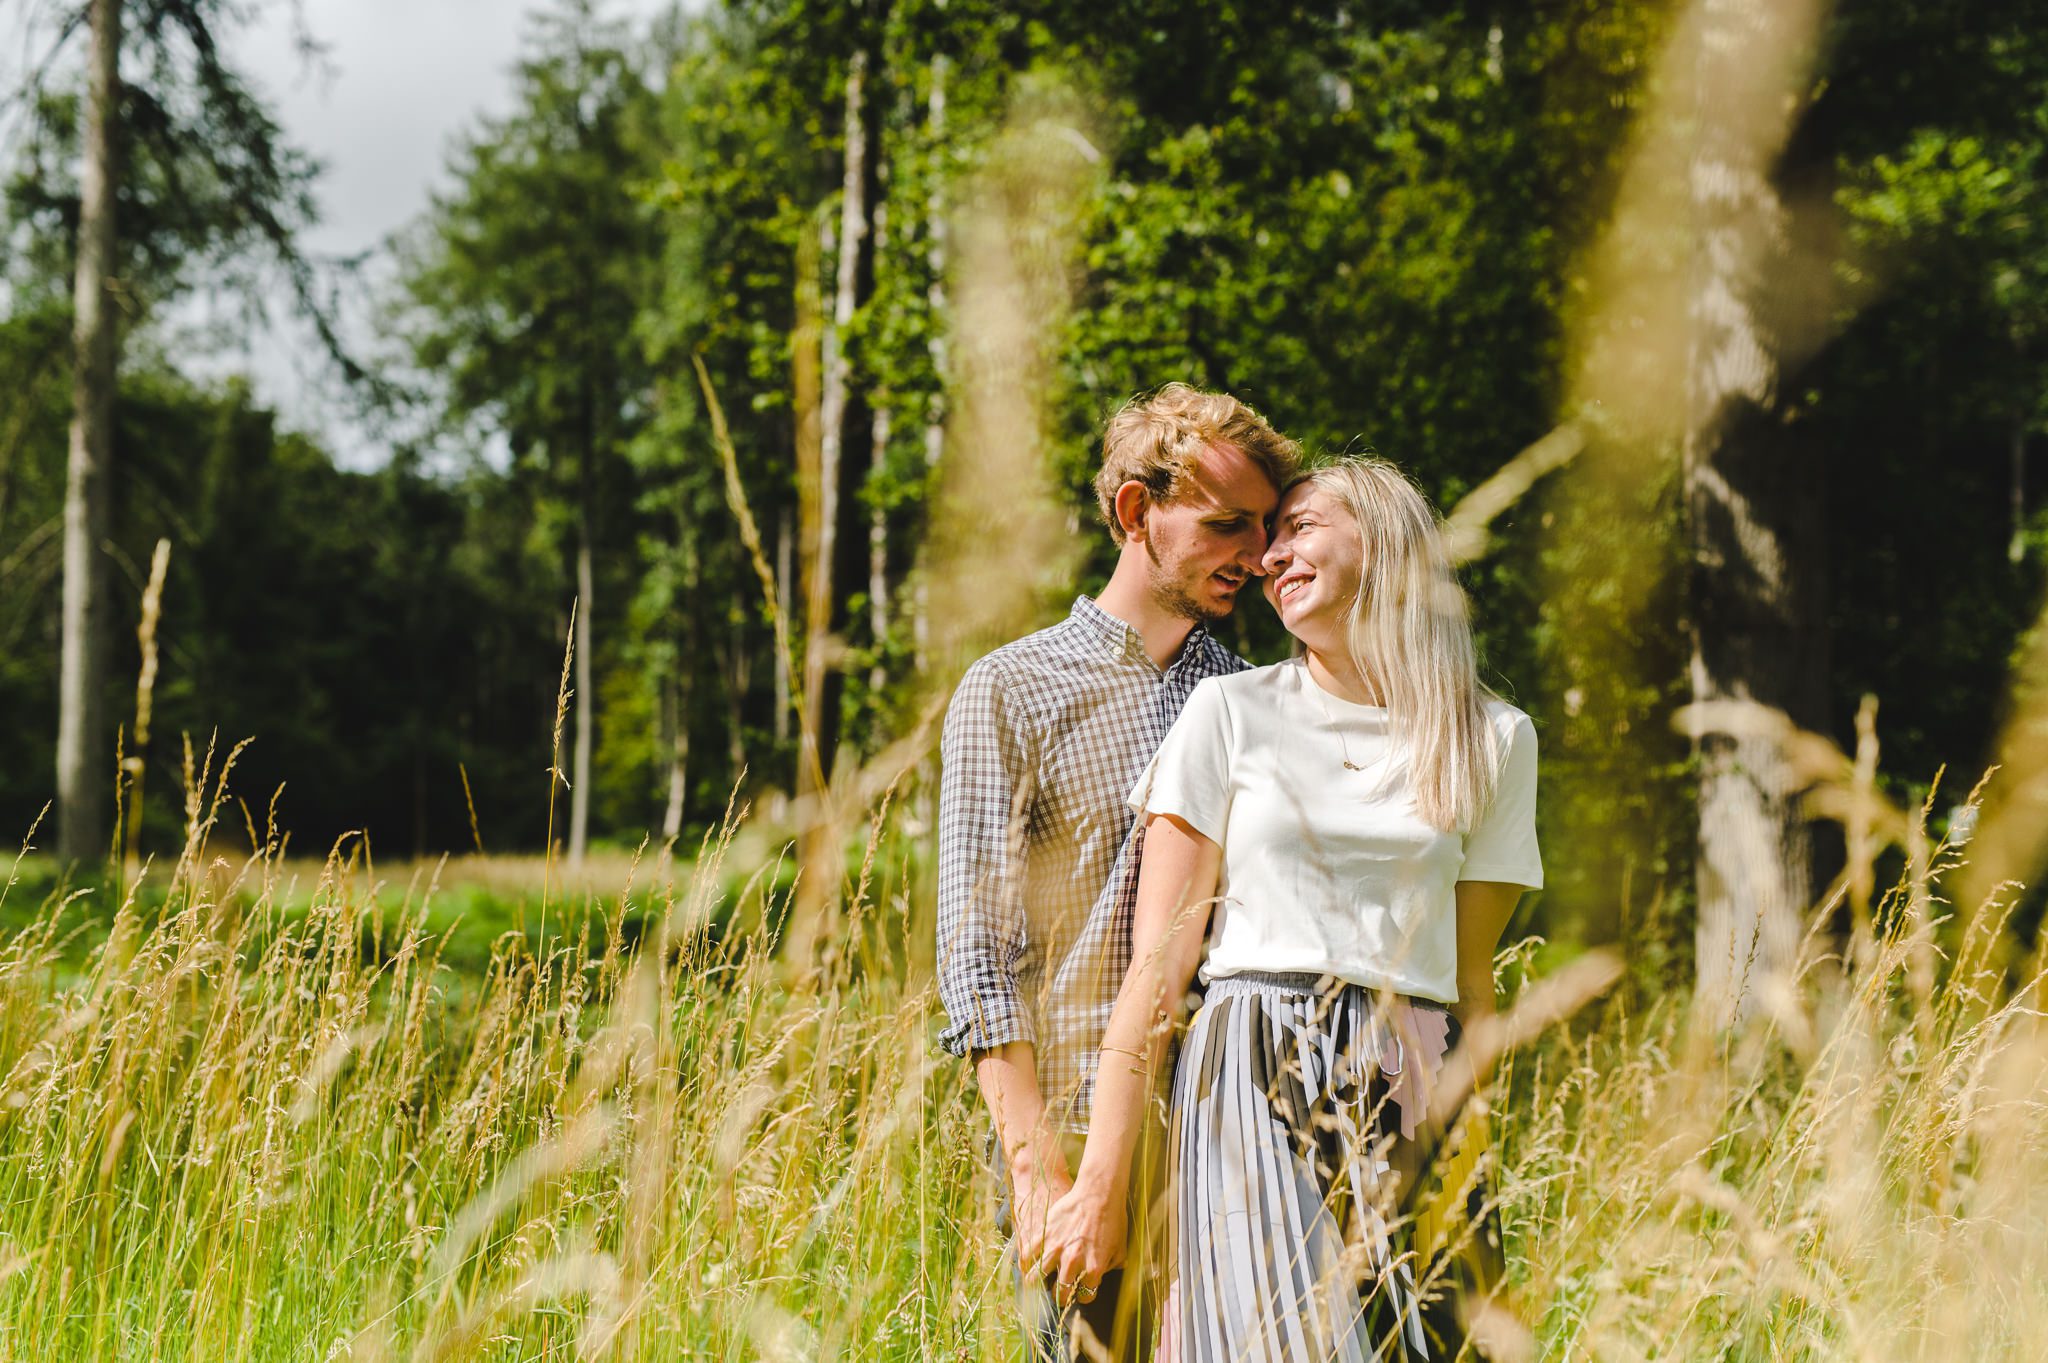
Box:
1114;480;1151;542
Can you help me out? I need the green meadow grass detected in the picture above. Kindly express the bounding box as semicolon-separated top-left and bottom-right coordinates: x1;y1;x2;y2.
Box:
0;765;2041;1361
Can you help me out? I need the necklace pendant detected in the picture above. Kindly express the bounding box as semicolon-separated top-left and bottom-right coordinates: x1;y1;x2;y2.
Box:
1343;760;1363;771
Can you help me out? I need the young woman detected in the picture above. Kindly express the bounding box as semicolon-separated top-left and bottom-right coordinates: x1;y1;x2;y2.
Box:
1037;457;1541;1360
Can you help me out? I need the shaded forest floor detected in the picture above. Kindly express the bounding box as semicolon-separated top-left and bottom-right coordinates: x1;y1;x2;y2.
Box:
3;845;794;977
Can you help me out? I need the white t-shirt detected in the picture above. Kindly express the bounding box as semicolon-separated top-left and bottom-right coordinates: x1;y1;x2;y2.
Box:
1127;657;1542;1005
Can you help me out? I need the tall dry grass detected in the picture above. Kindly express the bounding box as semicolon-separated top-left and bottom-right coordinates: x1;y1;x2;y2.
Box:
0;751;1008;1361
4;711;2043;1360
1493;761;2048;1362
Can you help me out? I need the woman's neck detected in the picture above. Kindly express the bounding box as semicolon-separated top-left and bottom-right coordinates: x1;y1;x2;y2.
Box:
1303;647;1383;706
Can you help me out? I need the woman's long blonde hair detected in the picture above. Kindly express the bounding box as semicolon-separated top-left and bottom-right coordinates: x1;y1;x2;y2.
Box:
1300;458;1500;831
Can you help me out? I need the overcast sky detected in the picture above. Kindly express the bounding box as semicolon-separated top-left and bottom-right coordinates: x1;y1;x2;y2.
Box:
5;0;678;467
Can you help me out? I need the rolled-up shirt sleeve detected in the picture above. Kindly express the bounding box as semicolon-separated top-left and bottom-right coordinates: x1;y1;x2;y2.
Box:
936;657;1037;1055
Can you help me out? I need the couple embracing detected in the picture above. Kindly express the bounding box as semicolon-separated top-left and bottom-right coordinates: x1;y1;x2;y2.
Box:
937;384;1541;1362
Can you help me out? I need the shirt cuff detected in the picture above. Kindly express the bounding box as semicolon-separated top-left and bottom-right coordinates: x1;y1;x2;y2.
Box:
938;998;1036;1056
1457;863;1544;890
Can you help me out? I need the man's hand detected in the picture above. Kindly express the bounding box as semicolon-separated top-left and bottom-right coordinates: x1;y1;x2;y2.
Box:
1039;1173;1127;1307
1009;1143;1075;1283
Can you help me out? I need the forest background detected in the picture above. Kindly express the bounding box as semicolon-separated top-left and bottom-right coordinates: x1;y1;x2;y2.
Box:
9;0;2046;962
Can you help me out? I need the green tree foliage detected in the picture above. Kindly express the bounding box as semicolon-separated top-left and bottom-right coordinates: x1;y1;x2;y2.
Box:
0;356;568;853
398;0;662;860
3;1;320;314
3;0;2047;956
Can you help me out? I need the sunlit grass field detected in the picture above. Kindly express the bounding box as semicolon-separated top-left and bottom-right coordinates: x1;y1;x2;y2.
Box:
1;742;2043;1361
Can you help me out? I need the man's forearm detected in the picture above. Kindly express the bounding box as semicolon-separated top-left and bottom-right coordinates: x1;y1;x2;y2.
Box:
973;1041;1062;1176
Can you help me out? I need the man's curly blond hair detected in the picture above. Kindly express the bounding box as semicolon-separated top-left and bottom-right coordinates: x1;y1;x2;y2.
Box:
1093;383;1301;544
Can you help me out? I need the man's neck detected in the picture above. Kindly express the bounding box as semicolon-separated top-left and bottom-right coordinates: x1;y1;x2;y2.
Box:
1094;561;1198;669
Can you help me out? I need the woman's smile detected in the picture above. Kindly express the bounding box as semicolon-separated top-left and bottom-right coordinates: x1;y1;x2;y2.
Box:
1272;569;1314;605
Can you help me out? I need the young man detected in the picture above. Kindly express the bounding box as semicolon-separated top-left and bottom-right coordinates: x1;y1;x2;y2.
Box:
936;383;1300;1360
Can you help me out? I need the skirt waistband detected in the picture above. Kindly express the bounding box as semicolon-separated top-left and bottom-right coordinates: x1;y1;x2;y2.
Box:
1204;971;1449;1013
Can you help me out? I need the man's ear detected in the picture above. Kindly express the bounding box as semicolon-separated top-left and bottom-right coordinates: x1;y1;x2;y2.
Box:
1114;480;1152;542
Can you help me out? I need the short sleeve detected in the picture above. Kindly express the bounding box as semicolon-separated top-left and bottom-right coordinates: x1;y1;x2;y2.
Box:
1460;709;1542;888
1127;676;1234;845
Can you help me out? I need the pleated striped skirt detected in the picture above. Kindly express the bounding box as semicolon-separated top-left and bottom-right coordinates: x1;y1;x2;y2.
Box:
1167;972;1460;1363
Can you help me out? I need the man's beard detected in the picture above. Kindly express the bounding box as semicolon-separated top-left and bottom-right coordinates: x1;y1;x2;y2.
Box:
1145;536;1232;624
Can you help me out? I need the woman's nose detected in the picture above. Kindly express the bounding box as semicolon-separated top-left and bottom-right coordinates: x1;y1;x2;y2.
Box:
1261;540;1291;576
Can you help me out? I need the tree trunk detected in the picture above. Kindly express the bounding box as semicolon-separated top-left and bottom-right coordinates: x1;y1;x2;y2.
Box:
810;45;869;776
869;399;891;697
774;509;793;746
913;41;948;675
661;669;689;842
866;190;892;700
2011;390;2028;567
724;609;748;778
661;538;699;842
56;0;122;868
1683;0;1828;1025
784;43;876;970
569;526;594;868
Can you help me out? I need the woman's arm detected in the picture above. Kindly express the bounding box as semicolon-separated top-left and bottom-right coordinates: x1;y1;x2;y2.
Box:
1452;880;1524;1024
1034;813;1220;1297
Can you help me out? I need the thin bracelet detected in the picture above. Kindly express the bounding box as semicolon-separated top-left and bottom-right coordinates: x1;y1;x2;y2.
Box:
1100;1043;1149;1073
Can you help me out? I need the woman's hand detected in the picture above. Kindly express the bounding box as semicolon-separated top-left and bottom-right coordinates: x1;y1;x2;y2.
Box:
1038;1174;1127;1307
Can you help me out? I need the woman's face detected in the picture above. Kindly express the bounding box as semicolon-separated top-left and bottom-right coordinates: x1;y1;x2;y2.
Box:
1261;482;1362;650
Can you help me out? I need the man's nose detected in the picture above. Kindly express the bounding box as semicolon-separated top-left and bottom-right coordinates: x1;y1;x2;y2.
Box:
1241;526;1274;574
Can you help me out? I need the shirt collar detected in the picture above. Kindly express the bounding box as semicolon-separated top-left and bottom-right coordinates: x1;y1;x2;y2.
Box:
1070;595;1213;671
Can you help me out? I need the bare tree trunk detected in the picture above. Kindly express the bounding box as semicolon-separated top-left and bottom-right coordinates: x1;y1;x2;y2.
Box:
909;31;949;839
810;46;868;763
569;528;594;868
724;609;748;778
913;41;948;674
56;0;122;868
2011;392;2029;567
661;539;699;842
1683;0;1827;1025
773;507;793;744
783;46;874;971
867;194;892;699
869;400;891;697
661;671;690;842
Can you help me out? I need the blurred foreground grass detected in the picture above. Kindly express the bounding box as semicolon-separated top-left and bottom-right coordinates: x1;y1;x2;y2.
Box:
0;759;2043;1361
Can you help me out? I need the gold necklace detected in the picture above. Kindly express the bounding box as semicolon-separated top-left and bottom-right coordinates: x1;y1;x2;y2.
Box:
1304;663;1367;771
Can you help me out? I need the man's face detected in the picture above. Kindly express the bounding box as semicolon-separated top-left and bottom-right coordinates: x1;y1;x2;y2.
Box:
1136;442;1281;624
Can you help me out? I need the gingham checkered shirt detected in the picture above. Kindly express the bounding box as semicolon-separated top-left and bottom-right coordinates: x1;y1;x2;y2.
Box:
936;595;1247;1131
